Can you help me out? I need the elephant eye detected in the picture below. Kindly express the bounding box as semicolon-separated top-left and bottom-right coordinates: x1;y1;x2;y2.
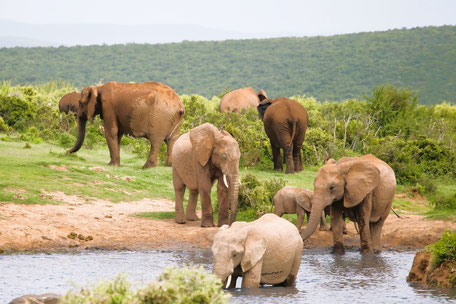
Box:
233;253;238;258
329;185;335;191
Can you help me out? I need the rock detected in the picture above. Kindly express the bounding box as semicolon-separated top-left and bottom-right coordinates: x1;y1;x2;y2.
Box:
9;293;61;304
407;250;456;288
105;215;112;219
85;235;93;241
77;234;85;240
41;236;52;241
67;232;77;239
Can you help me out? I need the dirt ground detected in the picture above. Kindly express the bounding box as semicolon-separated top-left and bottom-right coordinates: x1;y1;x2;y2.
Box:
1;192;456;253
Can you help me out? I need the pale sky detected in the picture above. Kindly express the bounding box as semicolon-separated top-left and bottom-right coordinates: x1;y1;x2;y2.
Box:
1;0;455;36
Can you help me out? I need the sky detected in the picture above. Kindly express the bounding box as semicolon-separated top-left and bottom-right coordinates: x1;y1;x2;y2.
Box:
1;0;455;36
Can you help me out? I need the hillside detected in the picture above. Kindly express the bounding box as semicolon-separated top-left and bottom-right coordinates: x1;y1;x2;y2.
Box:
0;25;455;104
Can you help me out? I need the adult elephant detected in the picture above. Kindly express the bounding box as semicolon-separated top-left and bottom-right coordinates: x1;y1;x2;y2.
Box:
300;154;396;254
212;213;303;288
58;91;80;114
257;98;308;173
172;123;240;227
67;81;185;168
219;87;267;113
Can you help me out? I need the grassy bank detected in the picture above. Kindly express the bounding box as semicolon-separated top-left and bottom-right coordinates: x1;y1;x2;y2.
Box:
1;133;455;222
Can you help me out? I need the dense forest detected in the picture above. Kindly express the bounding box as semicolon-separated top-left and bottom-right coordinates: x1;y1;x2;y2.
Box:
0;26;455;104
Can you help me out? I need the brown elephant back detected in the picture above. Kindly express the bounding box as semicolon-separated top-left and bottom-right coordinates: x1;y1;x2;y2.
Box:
58;91;80;113
219;87;262;113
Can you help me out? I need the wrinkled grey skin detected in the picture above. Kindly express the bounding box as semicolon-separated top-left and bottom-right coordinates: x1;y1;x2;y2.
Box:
301;154;396;254
212;213;303;288
172;123;240;227
273;186;328;231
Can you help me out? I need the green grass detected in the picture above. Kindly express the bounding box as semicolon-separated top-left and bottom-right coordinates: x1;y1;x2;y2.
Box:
135;211;176;220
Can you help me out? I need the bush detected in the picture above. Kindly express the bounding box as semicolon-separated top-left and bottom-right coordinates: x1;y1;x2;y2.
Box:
429;193;456;210
136;266;230;304
426;230;456;267
0;116;10;131
61;267;230;304
238;173;286;218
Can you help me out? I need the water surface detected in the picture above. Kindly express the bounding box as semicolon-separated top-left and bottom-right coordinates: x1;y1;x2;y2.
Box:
1;249;455;303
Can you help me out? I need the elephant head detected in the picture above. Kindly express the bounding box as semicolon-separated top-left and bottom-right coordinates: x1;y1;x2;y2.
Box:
295;189;313;213
300;159;380;240
67;86;100;154
257;98;272;120
257;89;268;102
212;222;265;288
189;123;240;224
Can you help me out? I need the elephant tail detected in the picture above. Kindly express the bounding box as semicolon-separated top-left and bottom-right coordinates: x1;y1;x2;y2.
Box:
288;119;297;146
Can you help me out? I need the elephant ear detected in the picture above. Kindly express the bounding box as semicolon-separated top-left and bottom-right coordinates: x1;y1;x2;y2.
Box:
241;232;266;273
343;161;380;208
80;86;98;120
296;190;312;212
189;123;216;166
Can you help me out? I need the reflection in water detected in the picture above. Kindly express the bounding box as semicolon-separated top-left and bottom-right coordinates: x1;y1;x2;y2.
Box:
0;249;455;303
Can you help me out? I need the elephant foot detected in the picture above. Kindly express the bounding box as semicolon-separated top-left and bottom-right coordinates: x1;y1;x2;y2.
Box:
360;245;373;254
217;218;230;227
186;213;199;221
201;217;214;227
331;243;345;255
175;214;186;224
319;226;329;231
143;161;157;169
108;161;121;166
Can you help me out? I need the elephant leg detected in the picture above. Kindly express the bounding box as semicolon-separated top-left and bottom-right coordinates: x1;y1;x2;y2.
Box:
284;144;294;174
186;189;199;221
165;126;180;167
282;244;303;287
319;210;329;231
358;194;373;253
217;179;229;227
241;261;263;288
199;189;214;227
296;209;305;230
330;202;345;254
173;169;186;224
370;215;387;253
292;144;303;173
144;137;164;168
271;144;283;171
104;121;121;166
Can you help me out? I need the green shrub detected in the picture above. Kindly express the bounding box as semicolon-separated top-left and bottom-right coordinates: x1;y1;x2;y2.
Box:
136;266;230;304
0;95;37;130
414;176;437;195
61;274;133;304
238;173;286;218
0;116;10;131
429;193;456;210
426;230;456;267
59;133;77;148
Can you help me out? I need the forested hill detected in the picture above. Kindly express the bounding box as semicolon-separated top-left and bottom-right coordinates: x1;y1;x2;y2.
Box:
0;25;455;104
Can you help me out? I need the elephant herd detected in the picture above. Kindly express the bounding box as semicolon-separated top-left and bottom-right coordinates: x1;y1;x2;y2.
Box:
59;81;397;289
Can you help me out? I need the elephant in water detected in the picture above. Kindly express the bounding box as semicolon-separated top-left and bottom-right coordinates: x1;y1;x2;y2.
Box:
212;213;303;288
58;91;80;114
67;81;185;168
300;154;396;254
219;87;267;113
257;97;308;173
273;186;328;231
172;123;240;227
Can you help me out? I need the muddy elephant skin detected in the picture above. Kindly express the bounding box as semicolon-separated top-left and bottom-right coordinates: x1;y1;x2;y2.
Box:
257;97;308;174
219;87;267;113
67;81;185;168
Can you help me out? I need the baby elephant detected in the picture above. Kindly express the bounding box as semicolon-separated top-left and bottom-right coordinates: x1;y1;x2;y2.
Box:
212;213;303;288
273;186;328;231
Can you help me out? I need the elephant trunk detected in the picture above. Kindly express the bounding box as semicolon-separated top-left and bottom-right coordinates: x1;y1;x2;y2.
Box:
67;116;87;153
300;199;326;241
228;174;239;224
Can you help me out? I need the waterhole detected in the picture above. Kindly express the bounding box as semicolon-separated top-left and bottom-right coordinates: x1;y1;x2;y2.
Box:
1;249;455;303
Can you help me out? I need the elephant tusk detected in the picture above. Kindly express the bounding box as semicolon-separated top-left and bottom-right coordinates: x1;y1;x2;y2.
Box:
225;275;232;289
223;174;229;188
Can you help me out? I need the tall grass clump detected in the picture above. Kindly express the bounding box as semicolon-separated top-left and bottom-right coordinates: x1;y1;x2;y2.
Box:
426;230;456;268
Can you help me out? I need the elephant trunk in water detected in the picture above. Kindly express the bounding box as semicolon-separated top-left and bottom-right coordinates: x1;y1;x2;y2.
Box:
229;174;239;224
67;116;87;153
300;195;327;240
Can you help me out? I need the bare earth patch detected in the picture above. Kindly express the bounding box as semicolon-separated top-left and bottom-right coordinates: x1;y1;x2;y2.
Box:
1;193;455;253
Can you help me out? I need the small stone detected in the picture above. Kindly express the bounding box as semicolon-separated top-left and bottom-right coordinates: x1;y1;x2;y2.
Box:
0;249;4;254
41;236;52;241
77;234;85;240
69;244;79;248
85;235;93;241
67;232;77;239
105;215;112;219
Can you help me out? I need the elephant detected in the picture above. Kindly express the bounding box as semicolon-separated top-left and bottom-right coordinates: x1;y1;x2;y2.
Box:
58;91;80;114
273;186;328;231
300;154;396;254
219;87;267;113
67;81;185;168
172;123;240;227
257;98;308;173
212;213;303;289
